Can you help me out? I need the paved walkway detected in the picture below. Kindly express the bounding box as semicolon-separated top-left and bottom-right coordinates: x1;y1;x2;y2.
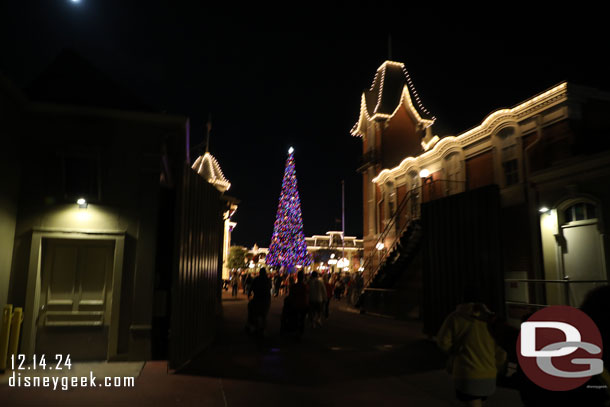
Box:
1;291;523;406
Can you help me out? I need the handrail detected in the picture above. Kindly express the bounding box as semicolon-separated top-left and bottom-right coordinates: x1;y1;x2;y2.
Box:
504;278;608;308
361;185;422;288
505;279;608;284
363;288;398;292
360;178;469;291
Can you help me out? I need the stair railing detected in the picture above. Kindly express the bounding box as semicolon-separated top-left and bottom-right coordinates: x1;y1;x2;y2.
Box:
361;186;422;289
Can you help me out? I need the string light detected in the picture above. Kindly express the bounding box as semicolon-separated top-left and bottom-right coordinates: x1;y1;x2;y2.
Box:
191;152;231;191
266;149;312;269
351;60;435;137
372;82;568;184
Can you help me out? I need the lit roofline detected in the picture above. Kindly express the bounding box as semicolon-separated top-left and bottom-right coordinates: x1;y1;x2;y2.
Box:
352;84;435;137
192;152;231;190
372;82;568;183
351;61;436;137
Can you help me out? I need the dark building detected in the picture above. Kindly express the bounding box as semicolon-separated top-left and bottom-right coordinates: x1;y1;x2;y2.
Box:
0;52;225;367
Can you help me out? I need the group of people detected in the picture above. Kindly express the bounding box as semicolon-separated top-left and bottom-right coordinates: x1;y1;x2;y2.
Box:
241;268;365;338
229;269;363;303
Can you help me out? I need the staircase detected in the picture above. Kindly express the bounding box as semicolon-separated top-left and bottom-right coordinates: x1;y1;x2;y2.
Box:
355;187;424;313
367;220;423;289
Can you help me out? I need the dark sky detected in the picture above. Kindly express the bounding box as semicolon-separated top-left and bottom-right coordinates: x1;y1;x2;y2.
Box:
1;3;608;248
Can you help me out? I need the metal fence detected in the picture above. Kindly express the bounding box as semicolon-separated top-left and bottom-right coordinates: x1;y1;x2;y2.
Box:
169;164;224;370
504;278;609;309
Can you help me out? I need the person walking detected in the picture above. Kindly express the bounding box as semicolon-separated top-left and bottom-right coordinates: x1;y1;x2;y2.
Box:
308;271;326;328
288;270;308;338
323;274;333;319
273;273;281;297
231;271;239;297
436;287;506;407
245;273;254;298
247;268;272;338
240;272;247;294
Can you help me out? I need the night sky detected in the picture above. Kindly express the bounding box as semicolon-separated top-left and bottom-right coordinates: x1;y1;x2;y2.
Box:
1;3;608;248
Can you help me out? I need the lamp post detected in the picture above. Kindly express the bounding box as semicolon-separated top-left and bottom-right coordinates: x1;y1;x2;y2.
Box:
419;169;432;202
328;253;338;274
375;242;385;269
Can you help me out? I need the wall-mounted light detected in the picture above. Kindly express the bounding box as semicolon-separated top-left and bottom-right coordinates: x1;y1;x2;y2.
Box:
77;198;88;208
419;169;430;178
539;207;550;214
376;242;385;251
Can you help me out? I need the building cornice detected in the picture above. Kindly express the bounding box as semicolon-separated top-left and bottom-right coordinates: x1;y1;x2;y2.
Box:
372;82;568;184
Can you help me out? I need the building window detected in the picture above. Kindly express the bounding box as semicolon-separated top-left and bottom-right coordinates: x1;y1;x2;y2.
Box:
409;171;419;191
496;127;520;187
444;152;462;194
502;157;519;186
564;202;597;223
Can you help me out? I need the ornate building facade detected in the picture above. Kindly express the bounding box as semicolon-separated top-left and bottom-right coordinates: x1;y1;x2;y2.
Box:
354;61;610;330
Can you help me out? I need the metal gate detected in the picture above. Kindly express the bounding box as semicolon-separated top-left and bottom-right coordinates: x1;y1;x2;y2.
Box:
169;164;223;369
421;185;504;335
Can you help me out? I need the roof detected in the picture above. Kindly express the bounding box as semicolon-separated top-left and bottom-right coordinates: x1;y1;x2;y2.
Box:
352;61;435;137
25;49;153;112
191;152;231;192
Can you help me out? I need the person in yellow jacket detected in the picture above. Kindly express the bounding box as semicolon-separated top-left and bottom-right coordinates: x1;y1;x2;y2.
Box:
437;300;507;407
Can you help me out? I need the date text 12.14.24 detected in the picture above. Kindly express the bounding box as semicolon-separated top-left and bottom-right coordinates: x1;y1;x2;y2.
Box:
11;354;72;370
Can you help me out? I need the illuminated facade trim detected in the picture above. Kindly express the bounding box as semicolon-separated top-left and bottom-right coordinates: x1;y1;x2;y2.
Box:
351;61;435;137
372;82;568;184
191;152;231;192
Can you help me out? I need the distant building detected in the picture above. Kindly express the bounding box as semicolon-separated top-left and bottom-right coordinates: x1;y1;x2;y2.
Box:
245;232;364;273
305;231;364;273
354;60;610;331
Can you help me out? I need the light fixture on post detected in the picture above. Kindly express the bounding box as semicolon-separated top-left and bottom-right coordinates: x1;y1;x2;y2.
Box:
328;254;338;273
77;198;88;209
375;242;385;267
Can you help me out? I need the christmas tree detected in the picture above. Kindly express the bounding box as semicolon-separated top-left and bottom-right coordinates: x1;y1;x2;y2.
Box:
267;147;311;269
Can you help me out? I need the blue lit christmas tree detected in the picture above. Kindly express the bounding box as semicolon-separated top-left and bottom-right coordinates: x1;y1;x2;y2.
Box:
267;147;311;270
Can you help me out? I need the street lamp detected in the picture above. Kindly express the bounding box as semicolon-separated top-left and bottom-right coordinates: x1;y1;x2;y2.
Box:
337;257;349;270
375;242;385;267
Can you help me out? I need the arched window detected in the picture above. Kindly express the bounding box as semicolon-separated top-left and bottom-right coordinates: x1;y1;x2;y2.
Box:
563;202;597;223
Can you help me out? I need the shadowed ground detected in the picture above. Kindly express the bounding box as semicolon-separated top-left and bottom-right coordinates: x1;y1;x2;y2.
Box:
0;291;522;406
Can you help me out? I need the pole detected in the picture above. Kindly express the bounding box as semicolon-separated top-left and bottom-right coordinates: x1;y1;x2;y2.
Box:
341;180;345;263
